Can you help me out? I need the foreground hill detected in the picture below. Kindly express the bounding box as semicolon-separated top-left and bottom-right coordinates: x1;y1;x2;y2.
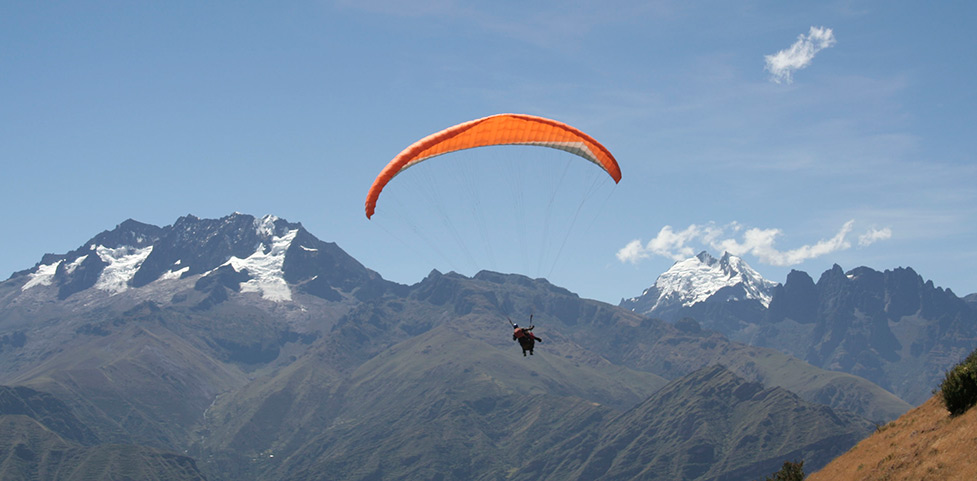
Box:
807;395;977;481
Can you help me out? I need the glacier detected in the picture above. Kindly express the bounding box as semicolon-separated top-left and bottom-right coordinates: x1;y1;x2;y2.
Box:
223;228;298;302
94;245;154;294
22;260;62;290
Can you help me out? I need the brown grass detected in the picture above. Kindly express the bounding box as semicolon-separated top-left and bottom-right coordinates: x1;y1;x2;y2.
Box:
807;395;977;481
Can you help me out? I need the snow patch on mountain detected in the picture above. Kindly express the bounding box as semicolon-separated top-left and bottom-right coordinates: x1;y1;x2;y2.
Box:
158;259;188;281
65;255;87;275
21;255;90;291
94;245;153;294
255;214;280;238
22;261;62;290
160;265;190;281
223;228;297;302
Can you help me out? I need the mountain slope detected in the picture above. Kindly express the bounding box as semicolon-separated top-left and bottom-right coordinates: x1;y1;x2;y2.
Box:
807;395;977;481
11;319;250;448
570;309;909;423
515;365;874;481
0;386;99;446
273;327;643;481
0;417;208;481
0;385;207;481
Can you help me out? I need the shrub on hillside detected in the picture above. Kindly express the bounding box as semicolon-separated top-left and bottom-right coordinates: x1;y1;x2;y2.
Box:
759;460;804;481
940;348;977;416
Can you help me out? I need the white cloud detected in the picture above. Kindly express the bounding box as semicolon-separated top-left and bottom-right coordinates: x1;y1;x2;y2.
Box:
765;26;836;84
616;224;702;263
859;227;893;246
730;221;853;266
617;239;648;264
617;220;891;267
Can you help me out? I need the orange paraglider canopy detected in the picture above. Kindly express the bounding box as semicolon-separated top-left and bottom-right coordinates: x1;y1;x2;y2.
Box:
365;113;620;219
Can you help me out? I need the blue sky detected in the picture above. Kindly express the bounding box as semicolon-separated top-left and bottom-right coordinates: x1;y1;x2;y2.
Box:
2;1;975;304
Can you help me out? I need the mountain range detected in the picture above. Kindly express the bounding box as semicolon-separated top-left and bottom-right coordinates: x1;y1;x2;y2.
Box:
621;251;977;405
2;213;963;480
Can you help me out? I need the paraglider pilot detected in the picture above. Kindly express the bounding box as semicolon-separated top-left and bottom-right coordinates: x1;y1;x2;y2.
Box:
512;321;543;357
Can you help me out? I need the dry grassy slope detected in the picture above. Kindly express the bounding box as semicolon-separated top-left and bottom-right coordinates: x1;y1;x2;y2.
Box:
807;395;977;481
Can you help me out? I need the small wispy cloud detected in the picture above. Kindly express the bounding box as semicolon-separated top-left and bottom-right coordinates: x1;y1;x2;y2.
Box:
617;220;892;267
858;227;893;246
765;26;836;84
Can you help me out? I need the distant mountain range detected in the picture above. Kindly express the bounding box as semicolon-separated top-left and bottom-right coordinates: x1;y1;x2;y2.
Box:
620;252;977;405
0;213;941;480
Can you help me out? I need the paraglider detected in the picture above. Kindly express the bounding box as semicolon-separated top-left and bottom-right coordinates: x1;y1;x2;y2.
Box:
513;324;543;357
509;315;543;357
365;113;621;219
364;114;620;358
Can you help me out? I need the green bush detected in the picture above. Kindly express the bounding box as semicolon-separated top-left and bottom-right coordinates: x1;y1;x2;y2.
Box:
760;460;804;481
940;348;977;416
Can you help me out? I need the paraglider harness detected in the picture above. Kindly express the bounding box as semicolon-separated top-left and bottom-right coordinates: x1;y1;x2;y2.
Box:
508;314;542;356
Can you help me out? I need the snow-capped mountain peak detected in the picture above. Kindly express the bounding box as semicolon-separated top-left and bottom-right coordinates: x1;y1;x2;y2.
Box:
622;251;778;316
